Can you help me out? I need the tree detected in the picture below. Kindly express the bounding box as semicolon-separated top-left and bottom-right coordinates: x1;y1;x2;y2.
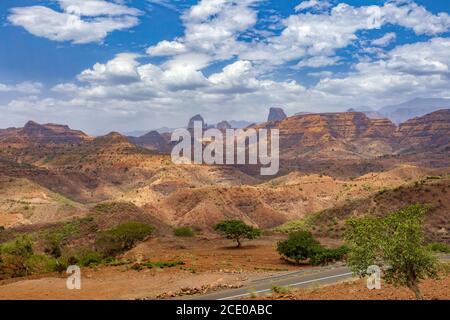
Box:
214;220;261;247
345;204;439;300
96;221;154;256
276;230;348;265
276;230;321;264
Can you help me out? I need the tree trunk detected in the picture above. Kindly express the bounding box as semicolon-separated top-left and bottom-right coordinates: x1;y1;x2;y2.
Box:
408;281;423;300
236;238;241;248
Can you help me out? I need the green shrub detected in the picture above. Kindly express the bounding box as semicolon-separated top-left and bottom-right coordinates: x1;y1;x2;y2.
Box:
271;285;291;294
130;260;185;271
309;246;349;266
95;221;154;256
174;227;195;237
0;236;56;278
276;230;321;264
276;231;347;265
76;249;104;267
428;242;450;254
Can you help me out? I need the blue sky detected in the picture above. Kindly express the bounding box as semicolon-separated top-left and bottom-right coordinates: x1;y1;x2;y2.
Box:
1;0;450;134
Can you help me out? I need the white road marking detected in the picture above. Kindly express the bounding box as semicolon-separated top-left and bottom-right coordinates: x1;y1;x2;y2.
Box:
217;271;354;300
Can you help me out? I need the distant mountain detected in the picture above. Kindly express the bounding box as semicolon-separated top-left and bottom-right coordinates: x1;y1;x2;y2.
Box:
268;107;287;122
216;121;232;130
123;127;174;137
347;108;385;119
0;121;91;144
128;130;171;153
254;109;450;165
227;120;254;129
378;98;450;123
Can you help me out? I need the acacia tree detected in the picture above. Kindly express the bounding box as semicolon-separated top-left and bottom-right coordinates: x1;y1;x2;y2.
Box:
345;204;439;300
214;220;261;247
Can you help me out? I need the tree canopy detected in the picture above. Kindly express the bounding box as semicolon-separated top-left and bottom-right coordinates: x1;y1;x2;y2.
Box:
345;204;439;299
214;220;261;247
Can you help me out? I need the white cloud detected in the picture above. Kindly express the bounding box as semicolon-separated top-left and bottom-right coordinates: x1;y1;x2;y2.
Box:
295;0;331;12
371;32;396;47
147;0;259;62
58;0;141;16
8;1;141;44
146;40;187;56
313;38;450;106
0;81;43;94
77;53;142;84
4;1;450;133
296;56;341;68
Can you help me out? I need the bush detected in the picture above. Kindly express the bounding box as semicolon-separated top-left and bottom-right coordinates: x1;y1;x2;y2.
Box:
0;236;56;279
214;220;262;247
75;249;104;267
174;227;195;237
276;231;348;265
271;285;291;294
428;242;450;254
276;231;321;264
95;221;154;256
309;246;349;266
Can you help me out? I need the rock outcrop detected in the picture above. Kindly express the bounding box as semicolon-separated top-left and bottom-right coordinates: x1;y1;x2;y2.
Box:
128;130;170;153
0;121;90;144
395;109;450;152
216;121;232;130
188;114;206;129
268;107;287;122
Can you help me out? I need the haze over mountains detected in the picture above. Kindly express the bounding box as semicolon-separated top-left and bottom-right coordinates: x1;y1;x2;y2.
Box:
120;98;450;138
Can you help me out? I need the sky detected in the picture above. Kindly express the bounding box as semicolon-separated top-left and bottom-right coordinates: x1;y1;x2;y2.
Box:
1;0;450;134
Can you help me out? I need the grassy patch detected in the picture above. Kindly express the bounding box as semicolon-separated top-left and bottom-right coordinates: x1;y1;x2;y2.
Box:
173;227;195;237
130;260;185;271
428;242;450;254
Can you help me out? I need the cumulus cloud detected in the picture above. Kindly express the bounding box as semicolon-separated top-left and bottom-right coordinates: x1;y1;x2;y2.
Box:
147;0;259;62
295;0;331;12
0;82;43;94
313;37;450;105
8;0;141;44
371;32;396;47
4;1;450;133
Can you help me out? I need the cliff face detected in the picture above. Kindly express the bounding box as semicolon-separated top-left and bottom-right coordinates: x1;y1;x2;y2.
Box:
395;109;450;152
264;112;396;154
0;121;90;145
257;109;450;159
128;130;170;153
268;107;287;122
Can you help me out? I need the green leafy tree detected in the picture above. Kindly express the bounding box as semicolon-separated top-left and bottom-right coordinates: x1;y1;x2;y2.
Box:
276;230;348;265
277;230;321;264
214;220;261;247
96;222;154;256
345;204;439;300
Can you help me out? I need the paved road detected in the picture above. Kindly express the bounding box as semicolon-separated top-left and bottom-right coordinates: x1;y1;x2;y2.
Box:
187;254;450;300
187;265;354;300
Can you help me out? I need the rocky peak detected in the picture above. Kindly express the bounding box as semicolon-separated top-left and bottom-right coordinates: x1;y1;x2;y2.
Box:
216;121;232;130
94;132;131;146
268;107;287;122
127;130;170;153
395;109;450;151
188;114;206;129
19;120;89;144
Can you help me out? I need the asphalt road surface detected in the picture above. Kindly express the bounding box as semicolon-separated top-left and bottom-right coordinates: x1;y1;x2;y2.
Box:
188;265;354;300
188;254;450;300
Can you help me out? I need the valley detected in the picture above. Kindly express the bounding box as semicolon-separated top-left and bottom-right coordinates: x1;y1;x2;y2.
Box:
0;109;449;300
